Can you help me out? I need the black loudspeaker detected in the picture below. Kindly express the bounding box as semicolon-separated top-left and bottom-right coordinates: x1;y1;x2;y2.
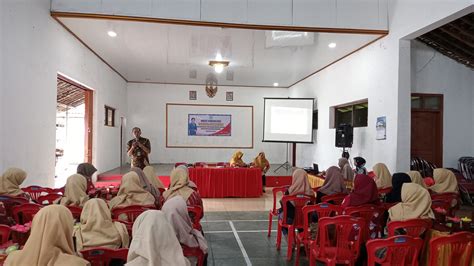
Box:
335;124;353;148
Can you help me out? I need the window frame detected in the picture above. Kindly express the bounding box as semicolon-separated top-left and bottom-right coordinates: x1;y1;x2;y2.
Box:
331;99;368;128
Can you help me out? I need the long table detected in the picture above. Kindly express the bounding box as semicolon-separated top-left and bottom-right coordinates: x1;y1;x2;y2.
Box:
188;167;263;198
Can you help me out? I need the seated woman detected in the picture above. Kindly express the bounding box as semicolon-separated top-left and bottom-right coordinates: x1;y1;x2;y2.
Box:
317;166;348;203
279;169;314;227
131;167;161;208
388;183;434;221
126;210;191;266
143;166;165;191
56;174;89;207
162;197;208;257
163;168;203;220
108;171;156;210
430;168;459;194
353;157;367;175
373;163;392;189
73;198;129;252
175;165;198;191
0;167;29;198
77;163;97;194
341;174;380;208
338;158;354;181
385;173;412;203
407;170;427;188
5;205;89;266
250;152;270;192
230;150;247;167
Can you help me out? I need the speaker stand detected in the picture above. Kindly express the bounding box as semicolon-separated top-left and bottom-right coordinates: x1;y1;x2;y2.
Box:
275;143;292;173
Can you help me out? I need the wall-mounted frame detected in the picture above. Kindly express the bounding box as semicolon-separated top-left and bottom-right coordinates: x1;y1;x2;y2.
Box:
166;103;253;148
189;90;197;100
104;105;115;127
226;91;233;101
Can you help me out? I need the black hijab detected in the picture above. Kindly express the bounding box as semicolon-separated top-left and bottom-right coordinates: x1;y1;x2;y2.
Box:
385;173;412;203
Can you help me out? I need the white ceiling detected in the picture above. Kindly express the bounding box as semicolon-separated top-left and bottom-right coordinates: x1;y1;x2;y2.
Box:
58;17;383;88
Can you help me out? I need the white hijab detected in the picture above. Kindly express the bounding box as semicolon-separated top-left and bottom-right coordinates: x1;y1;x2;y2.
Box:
126;210;190;266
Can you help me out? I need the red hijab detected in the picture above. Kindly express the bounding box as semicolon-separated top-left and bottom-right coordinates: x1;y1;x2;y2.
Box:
342;174;379;208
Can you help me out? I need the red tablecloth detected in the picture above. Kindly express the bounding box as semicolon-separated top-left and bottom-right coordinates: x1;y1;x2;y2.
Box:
188;167;262;198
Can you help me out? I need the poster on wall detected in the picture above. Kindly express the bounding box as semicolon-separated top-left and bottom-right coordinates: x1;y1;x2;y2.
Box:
376;116;386;140
188;114;231;136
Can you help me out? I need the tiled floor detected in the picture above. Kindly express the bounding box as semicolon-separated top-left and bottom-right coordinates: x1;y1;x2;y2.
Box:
202;211;309;266
203;188;278;212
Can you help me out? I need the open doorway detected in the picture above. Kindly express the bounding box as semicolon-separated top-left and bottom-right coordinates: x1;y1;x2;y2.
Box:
55;75;93;187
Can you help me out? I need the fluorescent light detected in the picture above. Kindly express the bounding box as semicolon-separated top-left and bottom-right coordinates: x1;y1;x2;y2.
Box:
273;82;279;87
215;53;223;61
328;42;336;48
107;31;117;37
214;64;224;73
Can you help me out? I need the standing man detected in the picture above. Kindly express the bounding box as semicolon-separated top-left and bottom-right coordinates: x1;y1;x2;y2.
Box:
127;127;151;169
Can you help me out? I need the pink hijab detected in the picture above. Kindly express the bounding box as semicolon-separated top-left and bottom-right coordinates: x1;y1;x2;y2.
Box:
288;169;313;196
319;166;348;195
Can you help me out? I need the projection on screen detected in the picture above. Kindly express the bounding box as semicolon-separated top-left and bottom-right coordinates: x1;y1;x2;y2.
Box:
263;98;314;143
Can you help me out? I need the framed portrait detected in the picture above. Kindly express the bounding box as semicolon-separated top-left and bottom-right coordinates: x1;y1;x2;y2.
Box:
226;91;233;101
104;105;115;127
189;90;197;100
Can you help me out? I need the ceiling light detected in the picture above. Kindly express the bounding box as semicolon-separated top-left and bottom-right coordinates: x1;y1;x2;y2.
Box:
107;31;117;37
328;42;336;48
209;60;229;74
273;82;279;87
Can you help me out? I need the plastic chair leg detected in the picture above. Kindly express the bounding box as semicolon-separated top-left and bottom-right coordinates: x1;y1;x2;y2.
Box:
287;226;294;261
267;212;273;237
294;237;301;266
276;223;282;250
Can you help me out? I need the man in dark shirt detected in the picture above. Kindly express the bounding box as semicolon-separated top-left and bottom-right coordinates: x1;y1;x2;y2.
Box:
188;117;197;135
127;127;151;169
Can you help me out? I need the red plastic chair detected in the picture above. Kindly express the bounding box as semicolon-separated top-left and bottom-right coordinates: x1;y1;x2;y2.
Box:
80;247;128;266
366;235;424;266
22;186;53;202
344;204;385;240
51;187;65;195
0;195;29;219
37;193;62;205
309;215;366;266
12;203;42;224
113;219;133;238
194;162;206;168
431;192;460;214
0;224;11;244
387;218;432;237
428;232;473;266
66;206;83;221
431;200;451;222
182;245;205;266
277;194;315;261
267;186;288;237
111;205;155;222
188;205;203;230
378;187;392;198
175;162;187;167
295;203;343;266
321;193;348;205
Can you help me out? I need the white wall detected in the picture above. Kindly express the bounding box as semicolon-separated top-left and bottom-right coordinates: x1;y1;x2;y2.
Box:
126;83;288;164
289;1;473;173
1;0;127;187
411;40;474;168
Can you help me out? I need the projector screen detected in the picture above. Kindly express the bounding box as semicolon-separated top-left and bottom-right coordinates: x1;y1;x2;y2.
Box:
263;98;314;143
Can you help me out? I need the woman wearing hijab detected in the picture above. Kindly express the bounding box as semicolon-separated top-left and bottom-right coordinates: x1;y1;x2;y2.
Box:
385;173;412;203
388;183;434;221
73;199;129;252
175;165;198;191
108;172;156;210
338;158;354;181
77;163;97;194
163;168;203;211
353;157;367;175
430;168;459;194
126;210;191;266
373;163;392;189
56;174;89;207
0;168;28;198
341;174;380;208
279;169;314;227
407;170;427;188
317;166;348;203
251;152;270;192
5;205;89;266
230;150;247;167
143;166;165;190
130;167;161;208
162;197;208;256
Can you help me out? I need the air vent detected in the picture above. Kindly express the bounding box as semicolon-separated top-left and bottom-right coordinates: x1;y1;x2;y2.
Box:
189;69;197;79
226;70;234;81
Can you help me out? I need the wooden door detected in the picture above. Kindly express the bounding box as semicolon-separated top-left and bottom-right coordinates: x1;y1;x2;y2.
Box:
411;94;443;167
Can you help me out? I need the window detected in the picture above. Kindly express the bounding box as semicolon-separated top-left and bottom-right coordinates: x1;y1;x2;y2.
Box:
333;100;368;128
411;94;442;110
104;105;115;127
